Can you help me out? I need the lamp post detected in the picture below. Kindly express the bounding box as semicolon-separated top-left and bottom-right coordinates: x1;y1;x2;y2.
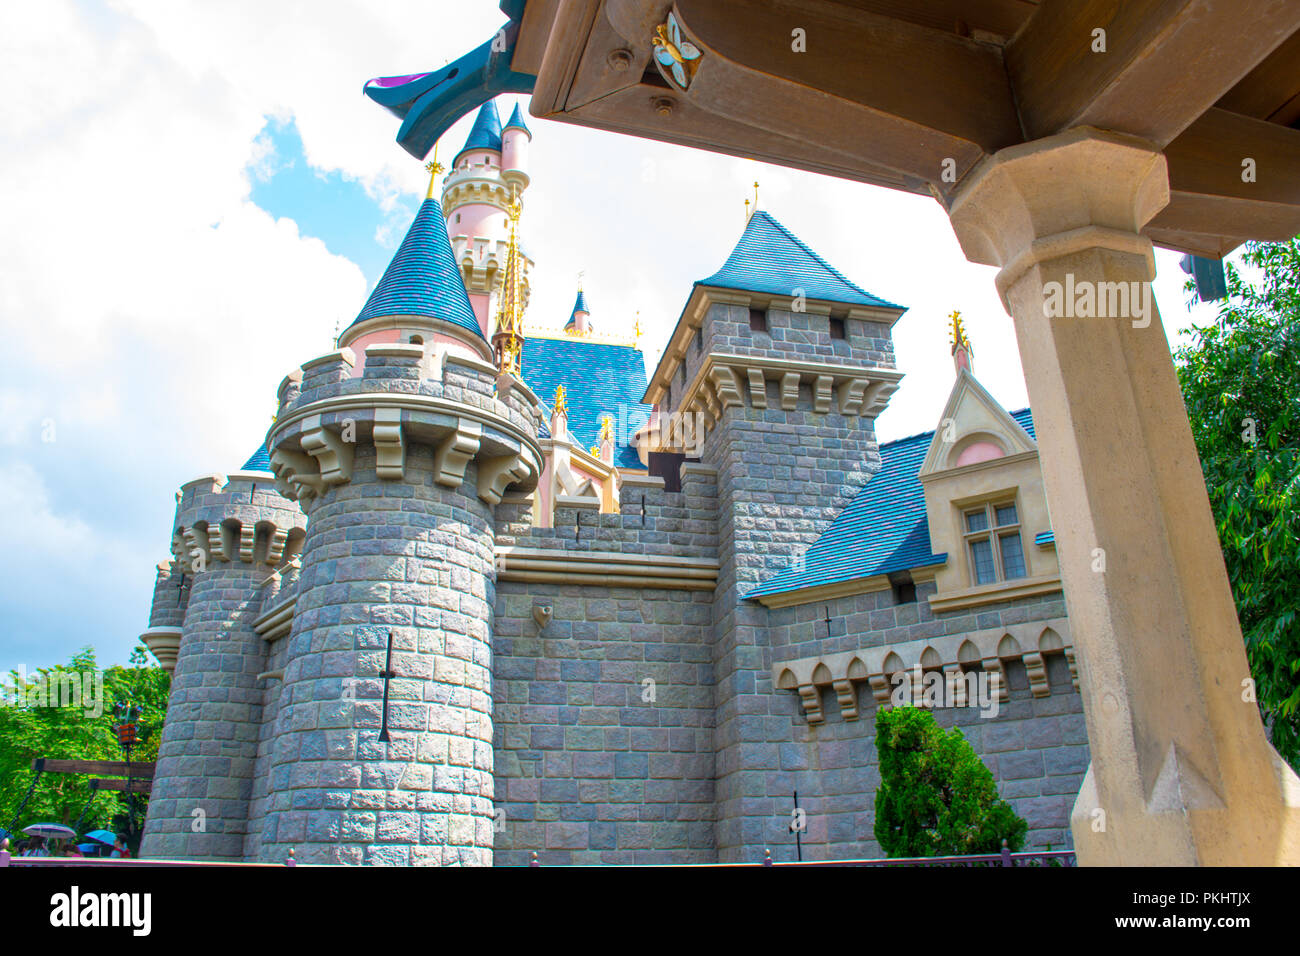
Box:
111;702;143;841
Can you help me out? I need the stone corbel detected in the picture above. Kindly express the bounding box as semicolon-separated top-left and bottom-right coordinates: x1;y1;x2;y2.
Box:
868;673;893;710
944;664;967;708
863;381;898;417
797;684;824;724
205;525;228;563
372;408;406;480
781;372;801;411
838;377;869;415
832;679;858;720
270;447;325;501
239;524;257;563
300;418;354;486
813;375;834;414
982;656;1009;702
1023;651;1051;698
265;527;288;566
1064;648;1080;690
709;365;744;409
478;453;531;505
181;527;205;568
433;419;482;488
747;368;767;408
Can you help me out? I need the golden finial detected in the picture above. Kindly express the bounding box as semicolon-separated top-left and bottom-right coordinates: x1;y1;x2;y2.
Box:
424;142;444;199
553;385;568;417
744;198;750;223
949;309;971;351
599;415;614;441
493;189;526;375
634;311;643;343
753;180;760;211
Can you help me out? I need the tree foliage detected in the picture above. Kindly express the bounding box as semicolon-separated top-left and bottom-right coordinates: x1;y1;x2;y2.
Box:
1174;239;1300;769
0;646;170;842
873;706;1027;857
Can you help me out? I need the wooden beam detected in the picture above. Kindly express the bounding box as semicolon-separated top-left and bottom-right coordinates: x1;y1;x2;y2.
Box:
33;759;156;778
89;778;152;794
1007;0;1300;145
1145;108;1300;254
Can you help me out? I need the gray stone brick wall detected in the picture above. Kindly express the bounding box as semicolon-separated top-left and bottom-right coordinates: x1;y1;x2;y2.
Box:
142;560;270;859
257;445;496;866
762;584;1086;858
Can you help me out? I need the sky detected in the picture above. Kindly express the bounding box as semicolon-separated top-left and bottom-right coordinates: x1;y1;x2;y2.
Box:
0;0;1233;671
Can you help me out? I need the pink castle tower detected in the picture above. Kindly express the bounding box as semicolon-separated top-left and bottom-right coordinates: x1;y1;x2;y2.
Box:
440;100;534;338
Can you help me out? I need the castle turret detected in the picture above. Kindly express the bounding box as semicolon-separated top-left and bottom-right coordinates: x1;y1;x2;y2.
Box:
440;100;533;334
563;288;591;335
141;447;306;861
501;102;531;191
257;186;544;865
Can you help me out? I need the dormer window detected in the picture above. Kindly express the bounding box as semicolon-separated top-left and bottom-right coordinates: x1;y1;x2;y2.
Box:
963;501;1027;585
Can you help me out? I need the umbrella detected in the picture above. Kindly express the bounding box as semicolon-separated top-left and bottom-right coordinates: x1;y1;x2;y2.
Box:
84;829;116;844
22;823;76;840
77;843;99;854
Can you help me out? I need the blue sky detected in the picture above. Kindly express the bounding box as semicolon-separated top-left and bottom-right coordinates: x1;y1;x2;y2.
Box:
0;0;1230;673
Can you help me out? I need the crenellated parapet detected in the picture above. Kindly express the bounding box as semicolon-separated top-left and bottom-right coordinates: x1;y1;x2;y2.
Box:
267;343;544;511
169;472;306;574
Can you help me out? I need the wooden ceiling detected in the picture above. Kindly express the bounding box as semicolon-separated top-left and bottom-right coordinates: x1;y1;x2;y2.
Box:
514;0;1300;257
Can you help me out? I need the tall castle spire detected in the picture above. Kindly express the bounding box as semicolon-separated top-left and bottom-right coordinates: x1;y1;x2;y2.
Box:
492;191;526;375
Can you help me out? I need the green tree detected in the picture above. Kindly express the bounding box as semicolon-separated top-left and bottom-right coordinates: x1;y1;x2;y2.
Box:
873;706;1027;857
0;645;170;843
1174;239;1300;770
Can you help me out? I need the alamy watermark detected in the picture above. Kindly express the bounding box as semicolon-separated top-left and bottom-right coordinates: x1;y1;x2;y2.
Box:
1043;274;1153;328
0;665;104;718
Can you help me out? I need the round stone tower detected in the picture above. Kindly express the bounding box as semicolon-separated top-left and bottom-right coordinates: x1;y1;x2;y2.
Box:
257;166;544;865
141;454;306;860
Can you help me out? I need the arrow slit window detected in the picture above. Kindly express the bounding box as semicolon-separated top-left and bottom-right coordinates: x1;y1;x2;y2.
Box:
964;501;1026;585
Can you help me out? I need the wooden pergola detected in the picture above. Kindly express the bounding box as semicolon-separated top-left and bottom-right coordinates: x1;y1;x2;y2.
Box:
370;0;1300;865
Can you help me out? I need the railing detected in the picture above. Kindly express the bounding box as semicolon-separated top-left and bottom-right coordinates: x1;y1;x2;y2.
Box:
760;844;1075;867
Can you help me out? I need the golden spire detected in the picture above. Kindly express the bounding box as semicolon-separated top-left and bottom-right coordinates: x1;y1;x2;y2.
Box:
424;142;444;200
634;311;642;344
599;415;614;441
492;189;526;376
553;384;568;417
949;309;971;352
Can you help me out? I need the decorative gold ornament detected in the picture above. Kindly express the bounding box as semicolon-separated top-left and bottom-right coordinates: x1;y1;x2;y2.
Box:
553;385;568;417
949;309;972;353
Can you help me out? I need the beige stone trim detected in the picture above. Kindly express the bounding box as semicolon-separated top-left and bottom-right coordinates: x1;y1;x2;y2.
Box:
495;546;719;591
433;419;482;488
751;573;893;609
140;628;182;674
927;573;1063;613
253;596;295;642
372;407;406;480
554;494;600;511
772;617;1073;723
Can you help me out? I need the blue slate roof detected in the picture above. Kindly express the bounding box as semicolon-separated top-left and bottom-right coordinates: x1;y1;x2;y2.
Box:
503;102;531;137
700;210;902;310
351;198;482;339
241;445;272;472
564;289;589;328
453;100;503;165
745;408;1036;600
521;336;651;470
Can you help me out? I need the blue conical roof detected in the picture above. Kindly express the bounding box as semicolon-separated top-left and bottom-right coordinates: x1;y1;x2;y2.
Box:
352;198;482;339
503;102;531;138
700;210;901;309
453;100;503;165
564;289;589;329
241;445;272;472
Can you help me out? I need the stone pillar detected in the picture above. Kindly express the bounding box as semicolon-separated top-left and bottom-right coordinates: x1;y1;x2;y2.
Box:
946;127;1300;865
142;475;305;860
259;344;542;865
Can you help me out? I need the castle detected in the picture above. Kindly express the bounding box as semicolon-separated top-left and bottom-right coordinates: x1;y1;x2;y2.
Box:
138;98;1087;865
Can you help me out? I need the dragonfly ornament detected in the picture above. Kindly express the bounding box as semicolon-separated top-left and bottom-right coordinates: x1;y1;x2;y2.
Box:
651;11;703;91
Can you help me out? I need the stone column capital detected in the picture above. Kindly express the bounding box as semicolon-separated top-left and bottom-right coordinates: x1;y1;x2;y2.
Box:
948;127;1170;300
